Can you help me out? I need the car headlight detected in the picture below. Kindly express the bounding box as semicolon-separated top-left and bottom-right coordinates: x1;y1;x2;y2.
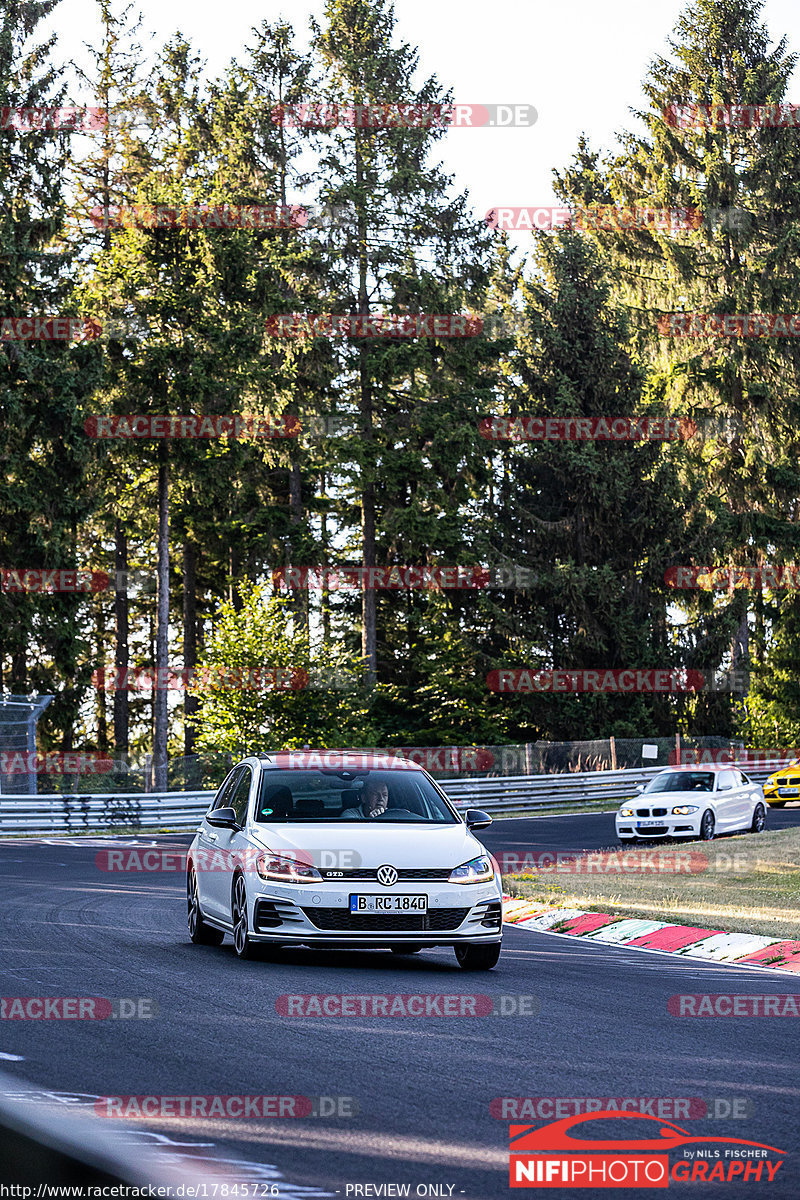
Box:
256;853;322;883
449;855;494;884
618;808;634;817
671;805;699;815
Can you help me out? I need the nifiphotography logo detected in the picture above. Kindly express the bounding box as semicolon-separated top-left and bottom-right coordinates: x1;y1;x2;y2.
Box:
508;1111;785;1187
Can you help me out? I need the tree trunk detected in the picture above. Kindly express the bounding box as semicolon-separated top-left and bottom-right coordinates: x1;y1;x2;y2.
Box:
10;644;25;691
95;598;108;752
113;520;129;761
356;132;377;686
183;538;198;759
154;454;170;791
289;461;308;636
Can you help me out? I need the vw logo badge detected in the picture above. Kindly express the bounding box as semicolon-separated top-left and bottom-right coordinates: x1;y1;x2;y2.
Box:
377;864;398;887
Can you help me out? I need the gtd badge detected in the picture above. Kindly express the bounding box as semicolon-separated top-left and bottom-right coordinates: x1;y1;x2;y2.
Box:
377;865;398;887
325;871;343;877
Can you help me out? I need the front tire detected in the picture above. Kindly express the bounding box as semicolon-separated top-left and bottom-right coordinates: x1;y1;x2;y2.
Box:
232;874;258;960
699;810;715;841
187;870;224;946
455;942;501;971
751;802;766;833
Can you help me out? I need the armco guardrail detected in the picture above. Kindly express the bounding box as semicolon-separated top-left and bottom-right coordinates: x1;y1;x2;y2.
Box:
0;759;789;836
0;790;212;835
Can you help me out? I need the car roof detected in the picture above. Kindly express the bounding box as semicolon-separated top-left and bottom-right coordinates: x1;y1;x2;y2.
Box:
659;764;735;772
244;751;425;772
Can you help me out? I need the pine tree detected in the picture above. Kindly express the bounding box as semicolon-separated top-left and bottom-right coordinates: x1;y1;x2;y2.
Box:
0;0;103;751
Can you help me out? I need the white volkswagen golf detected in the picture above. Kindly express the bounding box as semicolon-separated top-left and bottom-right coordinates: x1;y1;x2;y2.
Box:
187;752;503;969
615;765;766;842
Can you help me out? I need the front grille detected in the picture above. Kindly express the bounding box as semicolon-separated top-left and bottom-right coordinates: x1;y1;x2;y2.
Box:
652;807;667;816
637;825;668;835
636;808;650;817
318;867;452;881
303;907;470;932
776;778;787;786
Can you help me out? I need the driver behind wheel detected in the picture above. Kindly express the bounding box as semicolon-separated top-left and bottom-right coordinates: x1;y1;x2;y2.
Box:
341;779;389;818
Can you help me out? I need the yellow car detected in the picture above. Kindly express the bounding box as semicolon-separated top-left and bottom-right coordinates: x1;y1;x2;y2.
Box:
762;760;800;807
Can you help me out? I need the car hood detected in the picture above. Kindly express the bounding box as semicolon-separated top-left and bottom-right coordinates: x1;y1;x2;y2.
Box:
626;790;713;805
248;821;488;870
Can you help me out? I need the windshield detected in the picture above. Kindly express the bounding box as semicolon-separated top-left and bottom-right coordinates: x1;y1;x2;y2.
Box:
254;768;459;823
645;771;715;793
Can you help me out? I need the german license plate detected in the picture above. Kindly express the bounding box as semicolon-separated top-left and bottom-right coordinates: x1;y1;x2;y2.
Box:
778;787;798;796
350;894;427;913
637;819;663;827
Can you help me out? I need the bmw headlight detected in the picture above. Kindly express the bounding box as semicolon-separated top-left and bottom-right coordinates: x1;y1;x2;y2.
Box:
618;807;634;817
256;853;322;883
671;805;699;816
449;855;494;884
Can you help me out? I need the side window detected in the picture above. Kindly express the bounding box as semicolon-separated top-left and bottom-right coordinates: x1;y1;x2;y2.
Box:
210;767;241;812
230;768;253;827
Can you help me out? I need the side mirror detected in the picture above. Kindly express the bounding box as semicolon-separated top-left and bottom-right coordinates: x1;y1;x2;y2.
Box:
466;808;492;831
206;806;239;830
635;783;645;793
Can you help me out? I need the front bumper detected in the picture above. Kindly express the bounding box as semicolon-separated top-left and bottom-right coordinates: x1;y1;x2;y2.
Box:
764;786;798;805
616;816;701;840
246;878;503;946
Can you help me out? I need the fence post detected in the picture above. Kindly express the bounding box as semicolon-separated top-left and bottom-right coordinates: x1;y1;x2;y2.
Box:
609;736;617;770
675;733;681;765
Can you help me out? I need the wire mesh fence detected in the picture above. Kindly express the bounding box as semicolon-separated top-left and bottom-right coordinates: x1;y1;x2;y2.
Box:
0;734;773;795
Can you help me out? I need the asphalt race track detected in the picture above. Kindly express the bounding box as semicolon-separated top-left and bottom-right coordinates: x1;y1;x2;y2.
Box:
478;804;800;858
1;811;799;1198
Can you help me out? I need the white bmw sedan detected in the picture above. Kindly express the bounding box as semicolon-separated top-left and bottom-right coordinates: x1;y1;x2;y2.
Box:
615;766;766;843
187;752;503;969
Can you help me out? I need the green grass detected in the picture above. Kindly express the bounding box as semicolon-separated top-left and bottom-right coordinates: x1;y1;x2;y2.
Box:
504;827;800;941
